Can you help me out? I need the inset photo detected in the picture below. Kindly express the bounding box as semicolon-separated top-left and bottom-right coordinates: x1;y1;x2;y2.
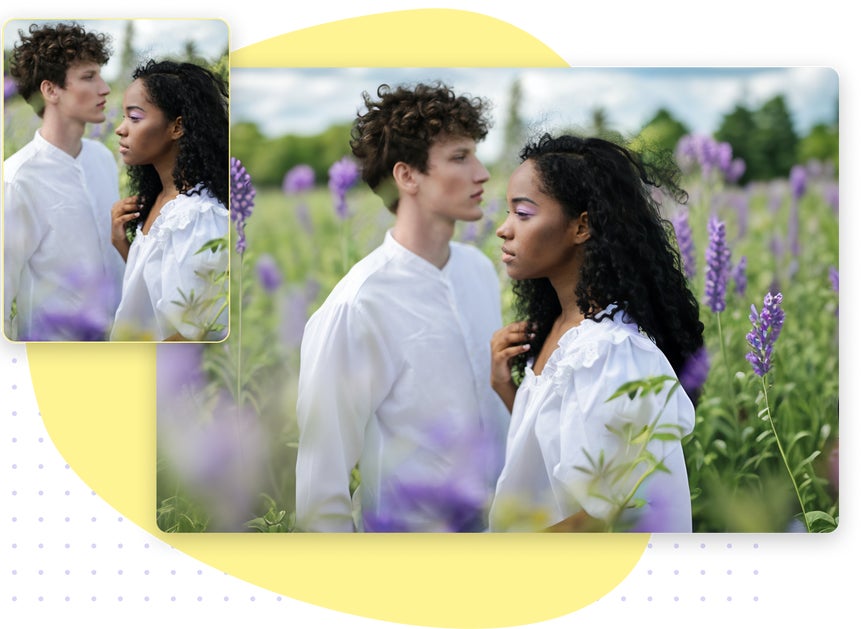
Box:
3;18;230;342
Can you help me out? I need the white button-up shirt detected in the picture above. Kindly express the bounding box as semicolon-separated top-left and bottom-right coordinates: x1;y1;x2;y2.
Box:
295;230;509;532
489;308;695;532
3;131;124;340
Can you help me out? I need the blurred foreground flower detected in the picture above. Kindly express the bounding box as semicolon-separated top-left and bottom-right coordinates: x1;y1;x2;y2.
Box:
230;157;256;254
328;157;360;220
361;425;496;532
28;270;119;341
745;292;784;378
158;389;266;532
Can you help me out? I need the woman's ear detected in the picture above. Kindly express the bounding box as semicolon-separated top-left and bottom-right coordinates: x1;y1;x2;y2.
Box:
572;211;591;244
170;116;184;140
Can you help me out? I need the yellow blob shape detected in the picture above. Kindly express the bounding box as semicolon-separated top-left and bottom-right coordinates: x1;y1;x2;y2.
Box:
231;9;566;67
31;9;649;628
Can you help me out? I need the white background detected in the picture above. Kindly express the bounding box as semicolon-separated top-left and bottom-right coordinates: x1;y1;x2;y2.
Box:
1;1;856;627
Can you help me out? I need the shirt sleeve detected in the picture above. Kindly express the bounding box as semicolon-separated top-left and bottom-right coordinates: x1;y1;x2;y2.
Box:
149;204;228;341
3;178;45;339
294;299;395;532
547;336;693;526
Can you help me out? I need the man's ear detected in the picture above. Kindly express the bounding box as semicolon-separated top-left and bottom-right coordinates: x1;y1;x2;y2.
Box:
39;79;60;106
392;161;418;195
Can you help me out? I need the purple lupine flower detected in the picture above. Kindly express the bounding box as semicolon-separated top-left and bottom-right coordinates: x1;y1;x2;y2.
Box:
829;266;839;292
283;164;315;195
678;345;710;404
255;254;282;294
675;134;742;184
278;279;320;349
4;76;17;100
726;190;750;240
732;256;747;296
704;215;731;312
670;209;696;279
726;158;746;184
327;157;360;220
745;291;785;378
230;157;256;255
789;165;808;201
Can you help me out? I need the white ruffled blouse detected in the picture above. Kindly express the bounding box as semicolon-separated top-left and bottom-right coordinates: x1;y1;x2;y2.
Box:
489;307;695;532
110;187;228;341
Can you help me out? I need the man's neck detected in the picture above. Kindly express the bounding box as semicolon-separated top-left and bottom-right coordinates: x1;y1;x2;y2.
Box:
391;209;455;270
38;112;86;157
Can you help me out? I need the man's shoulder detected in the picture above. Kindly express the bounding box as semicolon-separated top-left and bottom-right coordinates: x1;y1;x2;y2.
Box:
3;138;41;182
81;138;118;167
450;240;495;274
321;244;398;306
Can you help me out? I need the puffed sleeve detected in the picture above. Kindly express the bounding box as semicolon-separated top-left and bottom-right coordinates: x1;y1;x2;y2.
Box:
295;299;395;532
3;178;45;339
148;200;229;340
546;334;694;526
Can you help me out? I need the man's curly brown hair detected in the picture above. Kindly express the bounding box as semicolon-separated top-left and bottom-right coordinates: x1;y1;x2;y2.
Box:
349;82;492;212
9;22;112;117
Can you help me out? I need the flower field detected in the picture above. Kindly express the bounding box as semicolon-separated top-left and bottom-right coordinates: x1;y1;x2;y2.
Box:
155;136;839;533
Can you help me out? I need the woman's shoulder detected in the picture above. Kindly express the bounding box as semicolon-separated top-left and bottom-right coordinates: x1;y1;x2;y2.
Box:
549;311;666;390
155;186;229;237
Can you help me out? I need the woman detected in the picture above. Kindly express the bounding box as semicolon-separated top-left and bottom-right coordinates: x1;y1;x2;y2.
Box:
110;59;229;341
488;134;704;532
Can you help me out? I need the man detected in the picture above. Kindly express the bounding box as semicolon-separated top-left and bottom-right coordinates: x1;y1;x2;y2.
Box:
295;82;509;532
4;22;124;341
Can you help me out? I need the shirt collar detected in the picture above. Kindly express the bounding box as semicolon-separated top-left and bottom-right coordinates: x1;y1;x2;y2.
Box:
33;129;82;165
383;229;453;278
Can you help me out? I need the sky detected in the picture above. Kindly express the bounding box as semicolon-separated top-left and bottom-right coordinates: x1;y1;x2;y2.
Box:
3;18;229;82
232;66;839;160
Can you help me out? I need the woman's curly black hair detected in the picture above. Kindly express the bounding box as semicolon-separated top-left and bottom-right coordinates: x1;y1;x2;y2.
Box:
510;134;704;378
126;59;228;225
350;82;491;212
9;22;112;117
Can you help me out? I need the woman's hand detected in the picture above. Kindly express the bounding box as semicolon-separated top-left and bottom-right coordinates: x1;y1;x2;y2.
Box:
490;320;533;412
111;195;140;261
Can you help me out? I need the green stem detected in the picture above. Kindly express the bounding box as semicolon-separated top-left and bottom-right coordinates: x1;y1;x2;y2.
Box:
760;377;811;532
716;311;739;460
236;253;244;409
